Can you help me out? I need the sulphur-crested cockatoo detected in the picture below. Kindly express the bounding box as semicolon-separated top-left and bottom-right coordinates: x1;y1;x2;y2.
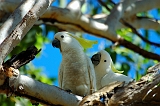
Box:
91;50;133;90
52;31;97;96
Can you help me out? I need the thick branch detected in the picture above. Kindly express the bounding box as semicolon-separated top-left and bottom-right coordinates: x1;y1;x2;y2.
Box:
89;14;160;31
106;0;136;27
124;0;160;18
0;0;160;61
0;0;35;44
0;74;82;106
66;0;85;18
0;46;82;106
79;63;160;106
125;17;160;30
0;0;54;65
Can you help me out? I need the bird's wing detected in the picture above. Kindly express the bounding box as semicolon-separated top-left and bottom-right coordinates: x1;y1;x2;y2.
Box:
58;62;64;88
87;56;97;93
101;70;133;87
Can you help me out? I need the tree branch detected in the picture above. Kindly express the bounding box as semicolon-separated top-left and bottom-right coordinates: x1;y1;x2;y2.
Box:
125;16;160;30
0;74;82;106
0;0;36;44
120;19;160;47
79;63;160;106
3;46;41;69
124;0;160;18
98;0;111;11
98;0;160;61
66;0;85;18
99;0;160;48
0;0;54;65
117;38;160;62
0;0;160;61
105;0;136;28
0;46;82;106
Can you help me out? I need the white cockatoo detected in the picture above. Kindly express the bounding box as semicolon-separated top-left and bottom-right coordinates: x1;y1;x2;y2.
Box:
91;50;133;90
52;31;97;96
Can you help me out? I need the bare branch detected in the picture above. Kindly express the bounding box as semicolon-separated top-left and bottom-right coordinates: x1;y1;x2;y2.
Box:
0;0;160;61
0;46;82;106
105;0;136;29
3;46;41;69
41;10;160;61
117;38;160;61
124;0;160;18
98;0;160;60
120;19;160;47
128;17;160;30
0;74;82;106
79;63;160;106
0;0;54;65
66;0;85;18
0;0;35;44
98;0;111;11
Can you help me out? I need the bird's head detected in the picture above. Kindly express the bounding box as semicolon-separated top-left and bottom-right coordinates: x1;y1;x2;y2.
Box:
91;50;111;70
91;50;124;74
52;31;81;52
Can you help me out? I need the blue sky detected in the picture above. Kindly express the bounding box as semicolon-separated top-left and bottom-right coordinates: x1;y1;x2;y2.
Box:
32;0;160;86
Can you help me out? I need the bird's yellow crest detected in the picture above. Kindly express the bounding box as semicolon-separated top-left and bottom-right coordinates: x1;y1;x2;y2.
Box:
111;62;124;74
67;33;98;49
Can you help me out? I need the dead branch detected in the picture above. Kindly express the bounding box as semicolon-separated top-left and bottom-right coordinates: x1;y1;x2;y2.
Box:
0;46;82;106
3;46;41;69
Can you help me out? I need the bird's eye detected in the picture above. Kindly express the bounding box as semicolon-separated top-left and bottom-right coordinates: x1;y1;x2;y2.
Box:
61;35;64;38
104;60;107;62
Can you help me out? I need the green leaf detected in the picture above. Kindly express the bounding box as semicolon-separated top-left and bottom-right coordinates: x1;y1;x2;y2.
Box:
121;62;130;75
116;28;132;41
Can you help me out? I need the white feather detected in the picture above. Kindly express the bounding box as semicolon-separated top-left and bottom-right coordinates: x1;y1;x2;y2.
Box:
93;50;133;90
53;32;96;96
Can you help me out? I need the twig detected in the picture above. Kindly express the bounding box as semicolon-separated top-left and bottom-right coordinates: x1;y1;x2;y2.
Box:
98;0;160;60
40;18;160;61
120;19;160;47
106;0;160;47
117;37;160;61
109;0;116;5
98;0;111;11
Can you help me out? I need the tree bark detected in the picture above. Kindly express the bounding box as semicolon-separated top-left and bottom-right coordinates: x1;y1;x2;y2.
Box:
0;0;160;61
79;63;160;106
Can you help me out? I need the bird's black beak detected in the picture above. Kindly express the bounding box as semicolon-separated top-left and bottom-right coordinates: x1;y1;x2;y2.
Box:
91;52;101;66
52;39;61;49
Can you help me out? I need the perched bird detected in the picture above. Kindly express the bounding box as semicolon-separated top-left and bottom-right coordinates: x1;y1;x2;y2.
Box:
91;50;133;90
52;31;97;96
